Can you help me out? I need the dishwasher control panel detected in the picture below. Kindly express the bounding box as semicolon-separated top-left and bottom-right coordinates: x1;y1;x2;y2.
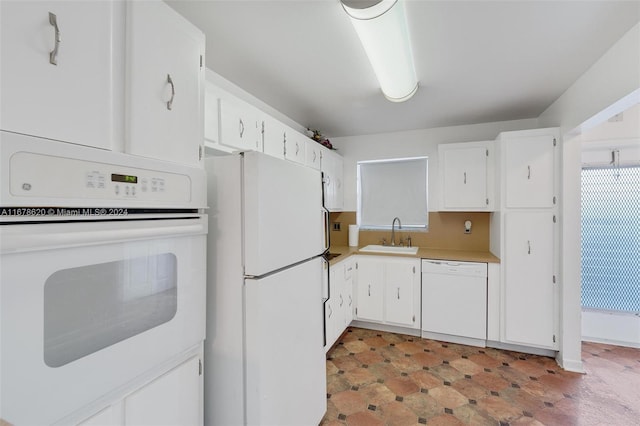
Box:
421;259;487;277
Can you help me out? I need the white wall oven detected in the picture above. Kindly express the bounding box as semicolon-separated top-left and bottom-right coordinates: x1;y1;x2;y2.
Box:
0;131;207;425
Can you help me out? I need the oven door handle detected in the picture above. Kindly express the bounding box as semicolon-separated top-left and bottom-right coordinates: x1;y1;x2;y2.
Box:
0;218;207;254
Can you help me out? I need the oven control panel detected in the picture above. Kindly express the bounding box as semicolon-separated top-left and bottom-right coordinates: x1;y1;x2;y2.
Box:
10;151;192;204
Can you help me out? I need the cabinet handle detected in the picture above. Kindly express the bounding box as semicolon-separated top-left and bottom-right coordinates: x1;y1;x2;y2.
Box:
166;74;175;110
313;151;317;162
368;284;371;297
527;240;531;255
527;165;531;180
397;287;400;299
463;172;467;184
349;295;352;306
340;294;343;307
239;118;245;138
48;12;61;65
328;305;332;318
295;142;299;155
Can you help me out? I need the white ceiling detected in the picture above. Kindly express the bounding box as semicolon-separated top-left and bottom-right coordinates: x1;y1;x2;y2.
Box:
166;0;640;138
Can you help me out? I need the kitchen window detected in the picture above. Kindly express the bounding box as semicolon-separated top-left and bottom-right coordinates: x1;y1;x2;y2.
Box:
357;156;428;230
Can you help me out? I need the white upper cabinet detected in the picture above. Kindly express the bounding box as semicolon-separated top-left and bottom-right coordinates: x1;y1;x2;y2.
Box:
262;115;286;159
503;134;556;208
125;0;205;167
218;91;261;152
321;148;344;211
0;1;122;150
305;139;322;170
284;128;307;165
438;141;495;211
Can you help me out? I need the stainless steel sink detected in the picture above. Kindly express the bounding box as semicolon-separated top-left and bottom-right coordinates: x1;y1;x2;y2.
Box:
359;245;418;255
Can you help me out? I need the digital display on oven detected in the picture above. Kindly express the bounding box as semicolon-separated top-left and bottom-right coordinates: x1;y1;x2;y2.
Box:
111;173;138;184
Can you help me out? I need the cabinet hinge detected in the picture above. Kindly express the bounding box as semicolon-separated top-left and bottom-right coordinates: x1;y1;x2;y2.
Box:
200;55;203;68
553;334;556;343
283;132;287;156
199;359;203;376
198;145;203;161
553;138;557;147
553;215;557;223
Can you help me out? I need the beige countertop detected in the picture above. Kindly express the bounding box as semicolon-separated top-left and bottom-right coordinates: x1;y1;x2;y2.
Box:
328;245;499;265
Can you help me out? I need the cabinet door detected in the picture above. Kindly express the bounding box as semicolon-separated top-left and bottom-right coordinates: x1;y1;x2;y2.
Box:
0;1;119;149
343;260;354;326
126;0;205;166
285;129;307;165
324;297;336;351
354;257;384;322
124;356;201;425
219;95;260;152
305;140;322;170
505;135;555;208
262;116;285;159
385;259;419;328
503;212;556;348
322;149;344;211
440;143;490;210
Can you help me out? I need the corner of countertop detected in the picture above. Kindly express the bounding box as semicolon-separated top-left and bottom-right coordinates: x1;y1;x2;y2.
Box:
328;245;500;264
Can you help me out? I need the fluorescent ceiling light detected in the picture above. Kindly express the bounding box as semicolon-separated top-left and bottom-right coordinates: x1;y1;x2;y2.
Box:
342;0;418;102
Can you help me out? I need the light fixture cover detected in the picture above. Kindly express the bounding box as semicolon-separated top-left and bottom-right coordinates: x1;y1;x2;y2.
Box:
342;0;418;102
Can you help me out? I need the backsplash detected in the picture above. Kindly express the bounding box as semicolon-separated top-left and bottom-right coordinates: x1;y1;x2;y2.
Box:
329;211;491;251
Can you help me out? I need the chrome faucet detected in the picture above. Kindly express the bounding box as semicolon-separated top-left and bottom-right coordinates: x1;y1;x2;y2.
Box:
391;217;402;246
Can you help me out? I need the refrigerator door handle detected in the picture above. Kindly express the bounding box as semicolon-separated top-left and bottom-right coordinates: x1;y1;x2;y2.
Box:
322;206;330;252
321;255;330;301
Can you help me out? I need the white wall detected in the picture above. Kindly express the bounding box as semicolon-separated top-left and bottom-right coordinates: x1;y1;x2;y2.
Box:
538;23;640;372
331;118;539;212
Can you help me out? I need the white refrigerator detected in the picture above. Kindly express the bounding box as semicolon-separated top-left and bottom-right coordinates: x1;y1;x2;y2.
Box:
204;152;327;425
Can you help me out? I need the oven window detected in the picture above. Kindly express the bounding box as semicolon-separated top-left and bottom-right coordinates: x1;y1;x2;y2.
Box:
43;253;177;368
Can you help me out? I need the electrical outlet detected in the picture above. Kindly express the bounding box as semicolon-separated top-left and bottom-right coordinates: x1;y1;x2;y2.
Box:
333;222;341;231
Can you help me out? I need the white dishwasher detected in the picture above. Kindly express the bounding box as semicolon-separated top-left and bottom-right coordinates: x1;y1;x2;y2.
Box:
421;259;487;347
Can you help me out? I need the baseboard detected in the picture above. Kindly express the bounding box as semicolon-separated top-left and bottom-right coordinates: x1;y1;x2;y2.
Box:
582;336;640;349
556;355;585;373
486;340;557;358
349;320;421;337
421;331;486;348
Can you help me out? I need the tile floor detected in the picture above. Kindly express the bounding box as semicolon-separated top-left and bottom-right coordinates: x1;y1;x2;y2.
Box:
321;327;640;425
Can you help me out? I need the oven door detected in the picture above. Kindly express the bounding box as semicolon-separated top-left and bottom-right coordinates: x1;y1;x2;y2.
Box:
0;216;207;425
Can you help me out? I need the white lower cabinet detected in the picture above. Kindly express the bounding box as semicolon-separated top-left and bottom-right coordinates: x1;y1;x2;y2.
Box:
354;256;421;330
76;355;202;426
325;257;354;351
